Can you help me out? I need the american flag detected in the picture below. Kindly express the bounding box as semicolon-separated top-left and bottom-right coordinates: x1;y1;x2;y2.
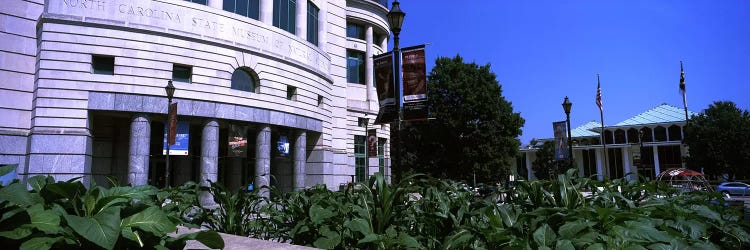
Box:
596;74;602;112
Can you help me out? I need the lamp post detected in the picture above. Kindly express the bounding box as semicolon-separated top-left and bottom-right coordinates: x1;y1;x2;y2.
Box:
387;0;405;182
164;80;176;187
562;97;573;164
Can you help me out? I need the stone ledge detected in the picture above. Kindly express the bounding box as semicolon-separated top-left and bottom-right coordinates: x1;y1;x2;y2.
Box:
172;226;317;250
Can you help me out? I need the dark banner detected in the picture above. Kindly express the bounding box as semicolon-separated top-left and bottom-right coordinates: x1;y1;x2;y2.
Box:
168;102;178;145
368;129;377;158
553;121;569;160
374;52;398;125
401;45;428;121
228;124;248;157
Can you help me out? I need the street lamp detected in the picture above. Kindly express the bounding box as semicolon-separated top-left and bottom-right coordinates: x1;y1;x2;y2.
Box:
387;0;405;182
164;80;176;187
562;96;573;163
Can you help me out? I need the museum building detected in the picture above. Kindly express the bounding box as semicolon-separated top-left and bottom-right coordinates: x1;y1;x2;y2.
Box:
515;104;696;181
0;0;394;192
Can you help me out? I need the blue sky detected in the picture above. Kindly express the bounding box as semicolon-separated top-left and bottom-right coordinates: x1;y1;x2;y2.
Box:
394;0;750;145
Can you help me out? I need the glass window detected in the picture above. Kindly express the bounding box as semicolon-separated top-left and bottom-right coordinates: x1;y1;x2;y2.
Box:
668;125;682;141
355;135;367;182
185;0;207;5
603;130;613;145
273;0;296;34
230;68;256;92
317;95;323;107
286;85;296;100
614;129;626;144
641;127;653;142
654;126;667;142
378;138;386;174
627;128;639;144
92;55;114;75
306;1;319;45
172;64;192;83
346;50;365;84
224;0;259;20
346;22;365;40
607;148;624;179
581;149;597;178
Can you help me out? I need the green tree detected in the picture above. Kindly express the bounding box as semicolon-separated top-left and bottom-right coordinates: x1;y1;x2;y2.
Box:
399;55;524;183
684;101;750;180
530;140;574;180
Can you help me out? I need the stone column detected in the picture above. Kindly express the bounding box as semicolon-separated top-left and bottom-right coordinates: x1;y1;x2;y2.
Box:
200;119;219;207
622;147;632;180
293;131;307;190
317;2;328;52
295;0;307;40
209;0;222;10
259;0;273;25
595;148;604;181
365;25;375;107
525;152;535;180
128;114;150;186
652;146;661;177
255;126;271;198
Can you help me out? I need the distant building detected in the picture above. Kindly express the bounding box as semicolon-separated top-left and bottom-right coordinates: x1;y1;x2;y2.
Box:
0;0;393;191
516;104;696;180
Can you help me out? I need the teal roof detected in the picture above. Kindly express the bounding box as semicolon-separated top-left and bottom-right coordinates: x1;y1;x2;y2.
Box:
571;121;602;137
614;104;697;126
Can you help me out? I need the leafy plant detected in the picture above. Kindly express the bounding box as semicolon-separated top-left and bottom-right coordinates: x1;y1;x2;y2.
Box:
0;169;224;250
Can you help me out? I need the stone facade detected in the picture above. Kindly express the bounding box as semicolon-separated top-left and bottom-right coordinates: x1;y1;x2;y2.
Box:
0;0;393;191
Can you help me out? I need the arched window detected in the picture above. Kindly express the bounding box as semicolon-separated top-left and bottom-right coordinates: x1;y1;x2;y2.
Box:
654;126;667;142
231;68;257;92
668;125;682;141
614;129;626;144
627;128;639;144
604;130;613;145
641;127;653;142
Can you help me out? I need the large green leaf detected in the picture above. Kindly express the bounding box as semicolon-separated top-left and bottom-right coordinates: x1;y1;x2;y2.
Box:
27;204;61;234
313;226;341;249
0;164;17;177
121;227;144;247
0;227;32;240
398;232;423;249
120;206;176;235
27;175;53;192
106;185;157;200
344;218;371;235
533;224;556;247
555;240;575;250
558;221;593;239
168;230;225;249
64;206;121;250
310;204;335;225
690;205;721;222
41;181;86;201
19;236;61;250
0;182;34;207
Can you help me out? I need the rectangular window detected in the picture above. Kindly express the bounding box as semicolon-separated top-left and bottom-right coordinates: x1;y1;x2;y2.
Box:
172;64;192;83
317;95;324;107
185;0;208;5
378;138;386;174
273;0;296;34
581;149;597;178
286;85;297;100
306;1;319;45
224;0;259;20
355;135;367;182
346;22;365;40
346;50;365;84
607;148;624;179
92;55;115;75
357;117;368;127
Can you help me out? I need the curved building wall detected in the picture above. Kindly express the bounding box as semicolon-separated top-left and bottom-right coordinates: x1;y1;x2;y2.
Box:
0;0;393;189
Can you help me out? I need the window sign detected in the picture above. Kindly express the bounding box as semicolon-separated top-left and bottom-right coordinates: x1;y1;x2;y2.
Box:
277;135;290;156
163;121;189;155
228;125;248;157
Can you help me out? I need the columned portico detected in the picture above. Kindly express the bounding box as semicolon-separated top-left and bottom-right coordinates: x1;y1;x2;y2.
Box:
294;131;307;190
200;119;219;206
255;125;271;197
128;114;150;186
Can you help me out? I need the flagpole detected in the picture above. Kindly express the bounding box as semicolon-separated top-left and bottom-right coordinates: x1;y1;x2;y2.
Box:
680;61;688;124
596;74;607;179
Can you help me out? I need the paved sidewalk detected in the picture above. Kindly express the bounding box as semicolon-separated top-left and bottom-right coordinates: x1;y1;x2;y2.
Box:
173;226;317;250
